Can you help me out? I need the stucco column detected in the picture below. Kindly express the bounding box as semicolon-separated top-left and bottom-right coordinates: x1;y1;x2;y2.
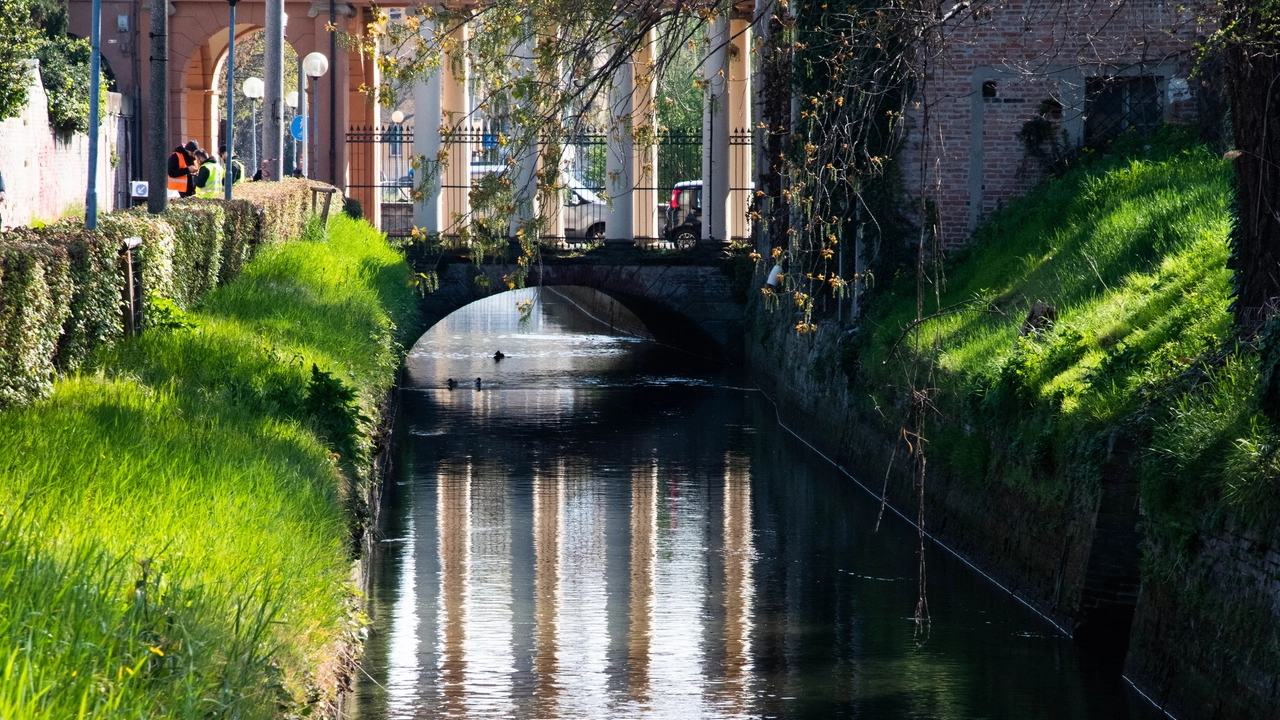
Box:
752;0;770;256
311;2;350;187
633;30;658;240
262;0;285;180
605;52;636;244
510;35;539;239
441;24;470;235
702;14;731;244
412;19;444;233
728;19;751;241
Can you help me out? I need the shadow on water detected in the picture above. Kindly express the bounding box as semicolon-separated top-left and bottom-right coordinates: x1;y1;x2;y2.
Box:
351;286;1163;719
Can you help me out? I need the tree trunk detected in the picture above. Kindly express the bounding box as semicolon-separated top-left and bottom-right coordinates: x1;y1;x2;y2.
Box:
1224;0;1280;332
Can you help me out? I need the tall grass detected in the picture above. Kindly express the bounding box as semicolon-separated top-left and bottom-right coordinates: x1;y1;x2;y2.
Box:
863;127;1235;498
0;215;421;718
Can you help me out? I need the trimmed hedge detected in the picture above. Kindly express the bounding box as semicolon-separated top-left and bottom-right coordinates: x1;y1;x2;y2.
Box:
0;238;72;406
0;180;324;408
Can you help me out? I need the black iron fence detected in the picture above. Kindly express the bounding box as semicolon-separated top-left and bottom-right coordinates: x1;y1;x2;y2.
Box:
346;124;415;237
350;124;753;248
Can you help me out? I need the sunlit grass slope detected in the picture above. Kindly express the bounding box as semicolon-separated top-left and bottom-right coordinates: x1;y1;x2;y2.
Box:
864;128;1235;502
0;215;420;718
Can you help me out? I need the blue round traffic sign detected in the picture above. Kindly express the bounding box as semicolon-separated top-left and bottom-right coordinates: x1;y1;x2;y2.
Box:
290;116;306;142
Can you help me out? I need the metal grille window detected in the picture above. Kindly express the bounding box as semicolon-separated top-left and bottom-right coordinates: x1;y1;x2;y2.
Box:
1084;75;1162;146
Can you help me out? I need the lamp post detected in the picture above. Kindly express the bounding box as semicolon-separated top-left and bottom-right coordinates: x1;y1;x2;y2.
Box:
85;0;101;227
286;90;298;175
224;0;240;200
243;76;264;175
302;52;328;181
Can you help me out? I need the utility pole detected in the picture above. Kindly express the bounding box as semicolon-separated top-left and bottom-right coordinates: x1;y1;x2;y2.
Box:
263;0;284;181
225;0;238;199
147;0;168;213
85;0;101;228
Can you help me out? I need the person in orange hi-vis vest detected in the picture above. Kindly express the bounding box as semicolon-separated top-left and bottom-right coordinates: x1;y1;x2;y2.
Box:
168;140;200;197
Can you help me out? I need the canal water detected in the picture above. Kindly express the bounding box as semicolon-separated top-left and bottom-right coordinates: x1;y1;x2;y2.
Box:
350;287;1161;720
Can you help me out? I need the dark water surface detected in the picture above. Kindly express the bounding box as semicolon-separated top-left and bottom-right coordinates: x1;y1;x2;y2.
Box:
350;287;1161;720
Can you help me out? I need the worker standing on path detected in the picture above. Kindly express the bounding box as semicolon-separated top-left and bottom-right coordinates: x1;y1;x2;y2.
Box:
194;151;224;197
168;140;200;197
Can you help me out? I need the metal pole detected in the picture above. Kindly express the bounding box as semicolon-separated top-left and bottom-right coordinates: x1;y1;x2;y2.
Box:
250;98;258;173
329;0;336;184
147;0;168;213
225;1;237;199
86;0;101;228
298;54;308;178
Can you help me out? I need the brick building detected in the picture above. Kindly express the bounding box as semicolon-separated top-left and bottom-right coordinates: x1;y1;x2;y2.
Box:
900;0;1214;247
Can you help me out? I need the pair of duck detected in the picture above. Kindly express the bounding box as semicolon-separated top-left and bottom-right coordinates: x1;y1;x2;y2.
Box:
446;351;506;390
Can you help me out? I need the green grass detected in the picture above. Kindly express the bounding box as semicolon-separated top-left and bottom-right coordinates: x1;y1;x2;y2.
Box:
864;127;1236;497
0;215;421;718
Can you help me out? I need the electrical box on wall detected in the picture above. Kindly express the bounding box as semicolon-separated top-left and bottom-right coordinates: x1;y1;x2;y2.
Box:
117;15;128;32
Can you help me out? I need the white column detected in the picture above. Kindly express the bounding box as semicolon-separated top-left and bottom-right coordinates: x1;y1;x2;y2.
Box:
752;0;770;256
510;36;539;239
634;30;658;240
440;24;470;235
413;21;443;233
605;53;636;244
728;20;751;241
702;15;731;244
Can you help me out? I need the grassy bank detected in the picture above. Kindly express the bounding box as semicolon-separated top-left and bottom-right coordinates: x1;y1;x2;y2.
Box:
859;126;1280;561
0;215;421;718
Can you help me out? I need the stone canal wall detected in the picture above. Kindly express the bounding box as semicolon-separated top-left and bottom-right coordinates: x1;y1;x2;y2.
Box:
1125;521;1280;719
746;299;1280;719
744;302;1103;635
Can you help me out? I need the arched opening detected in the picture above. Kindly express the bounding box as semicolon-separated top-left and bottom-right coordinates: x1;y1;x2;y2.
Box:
205;29;302;174
406;286;665;390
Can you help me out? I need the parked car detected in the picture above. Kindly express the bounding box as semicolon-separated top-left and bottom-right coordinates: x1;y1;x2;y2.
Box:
470;165;607;240
664;180;701;250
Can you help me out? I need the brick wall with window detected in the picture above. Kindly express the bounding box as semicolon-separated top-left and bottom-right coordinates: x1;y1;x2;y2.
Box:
898;0;1213;248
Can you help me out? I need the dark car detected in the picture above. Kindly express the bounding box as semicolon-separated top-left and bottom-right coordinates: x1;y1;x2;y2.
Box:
664;181;701;250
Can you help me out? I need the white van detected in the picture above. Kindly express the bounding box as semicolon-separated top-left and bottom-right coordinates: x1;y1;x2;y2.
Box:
471;165;607;240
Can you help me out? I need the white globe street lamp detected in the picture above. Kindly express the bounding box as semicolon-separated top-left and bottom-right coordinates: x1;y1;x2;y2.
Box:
285;90;298;109
390;110;404;124
301;53;328;180
243;76;264;174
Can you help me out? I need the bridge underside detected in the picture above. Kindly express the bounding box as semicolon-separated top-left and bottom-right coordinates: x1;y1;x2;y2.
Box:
418;260;746;361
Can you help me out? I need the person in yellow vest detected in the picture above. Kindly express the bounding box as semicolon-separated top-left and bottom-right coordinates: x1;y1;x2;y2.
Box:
194;151;224;197
167;140;199;197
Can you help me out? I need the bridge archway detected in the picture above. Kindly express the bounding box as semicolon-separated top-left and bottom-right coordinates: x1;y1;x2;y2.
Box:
417;261;745;361
69;0;386;187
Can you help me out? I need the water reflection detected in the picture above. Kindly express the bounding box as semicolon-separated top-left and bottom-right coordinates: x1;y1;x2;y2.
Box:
352;287;1160;720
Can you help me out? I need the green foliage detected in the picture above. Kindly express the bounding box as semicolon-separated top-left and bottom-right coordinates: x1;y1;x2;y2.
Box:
0;215;422;718
20;222;123;371
0;179;318;410
0;236;72;406
343;196;363;220
866;127;1235;502
305;363;370;468
0;0;39;120
34;33;98;135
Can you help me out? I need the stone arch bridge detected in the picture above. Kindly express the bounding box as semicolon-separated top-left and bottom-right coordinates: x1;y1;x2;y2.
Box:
415;250;750;359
